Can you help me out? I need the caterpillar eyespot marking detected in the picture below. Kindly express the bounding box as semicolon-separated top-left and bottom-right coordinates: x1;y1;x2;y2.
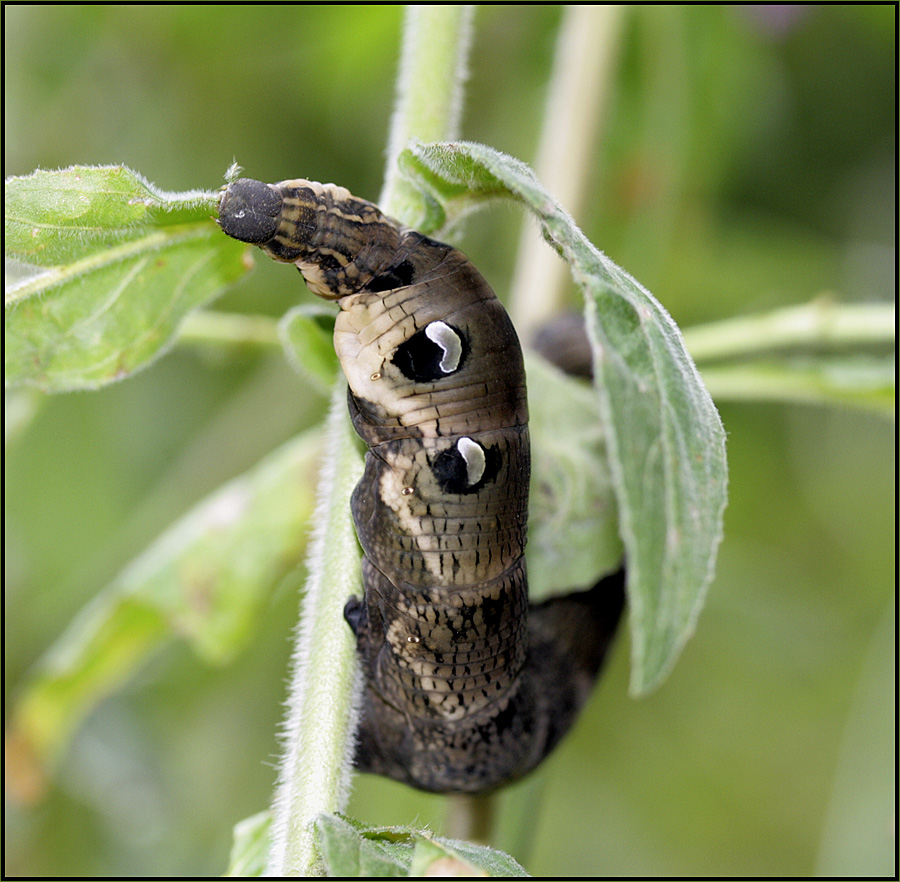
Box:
218;177;625;794
392;320;467;382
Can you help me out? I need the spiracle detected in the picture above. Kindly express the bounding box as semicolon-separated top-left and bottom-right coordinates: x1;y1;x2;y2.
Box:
219;178;624;793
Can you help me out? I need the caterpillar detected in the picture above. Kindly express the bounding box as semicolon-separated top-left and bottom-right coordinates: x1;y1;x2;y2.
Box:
218;178;625;794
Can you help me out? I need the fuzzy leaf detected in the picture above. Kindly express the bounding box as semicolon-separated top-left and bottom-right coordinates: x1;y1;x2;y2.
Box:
279;303;340;394
226;811;272;878
526;351;621;599
4;165;249;391
314;814;530;877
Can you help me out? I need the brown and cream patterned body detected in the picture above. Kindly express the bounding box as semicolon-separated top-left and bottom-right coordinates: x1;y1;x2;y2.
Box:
218;178;624;793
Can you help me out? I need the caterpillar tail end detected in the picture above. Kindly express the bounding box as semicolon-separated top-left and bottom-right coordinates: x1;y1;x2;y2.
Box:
348;566;626;794
524;566;626;765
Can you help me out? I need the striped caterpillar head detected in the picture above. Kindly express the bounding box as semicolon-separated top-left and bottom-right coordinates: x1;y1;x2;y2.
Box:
219;178;401;299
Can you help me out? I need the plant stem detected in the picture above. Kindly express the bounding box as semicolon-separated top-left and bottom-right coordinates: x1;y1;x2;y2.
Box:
445;793;496;844
509;4;625;337
178;309;280;350
379;5;475;224
265;384;365;877
682;299;895;363
697;358;895;417
683;300;895;417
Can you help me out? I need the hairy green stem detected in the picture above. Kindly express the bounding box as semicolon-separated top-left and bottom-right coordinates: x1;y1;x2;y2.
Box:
380;5;475;224
265;384;365;877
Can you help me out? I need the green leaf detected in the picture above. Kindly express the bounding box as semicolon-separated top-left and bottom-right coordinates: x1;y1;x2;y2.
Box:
526;351;621;600
7;430;322;771
315;815;412;877
279;303;340;394
314;814;530;877
409;836;529;878
226;811;272;878
4;165;249;391
396;143;513;235
402;141;728;695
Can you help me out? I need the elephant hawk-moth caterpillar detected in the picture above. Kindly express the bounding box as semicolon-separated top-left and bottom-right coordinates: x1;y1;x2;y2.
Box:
218;177;624;794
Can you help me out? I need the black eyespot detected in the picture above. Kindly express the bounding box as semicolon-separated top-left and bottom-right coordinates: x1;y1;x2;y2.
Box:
392;321;468;382
432;438;500;494
217;178;282;244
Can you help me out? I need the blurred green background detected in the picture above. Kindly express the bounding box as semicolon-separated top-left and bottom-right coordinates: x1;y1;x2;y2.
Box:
5;5;894;877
